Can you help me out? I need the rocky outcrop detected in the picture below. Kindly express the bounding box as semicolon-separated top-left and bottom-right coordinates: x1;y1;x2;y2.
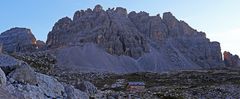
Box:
5;72;66;99
5;72;90;99
8;62;38;85
0;54;22;74
224;51;240;67
64;84;89;99
0;53;90;99
46;17;73;49
78;81;98;96
0;27;37;53
46;5;224;73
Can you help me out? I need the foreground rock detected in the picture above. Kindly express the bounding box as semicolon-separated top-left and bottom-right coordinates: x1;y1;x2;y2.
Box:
0;54;22;74
46;5;224;73
0;68;6;87
78;81;98;96
0;88;16;99
5;65;90;99
63;84;89;99
0;53;89;99
8;62;38;85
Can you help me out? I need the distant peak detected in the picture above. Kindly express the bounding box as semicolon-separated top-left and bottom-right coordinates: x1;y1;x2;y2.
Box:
94;4;103;12
52;17;72;31
56;17;72;24
163;12;176;20
2;27;31;35
163;12;173;16
115;7;127;16
9;27;30;31
61;16;72;21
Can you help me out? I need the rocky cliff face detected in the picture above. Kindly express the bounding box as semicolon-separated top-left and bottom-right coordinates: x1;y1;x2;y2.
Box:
224;51;240;67
0;27;37;53
46;5;224;73
47;5;149;58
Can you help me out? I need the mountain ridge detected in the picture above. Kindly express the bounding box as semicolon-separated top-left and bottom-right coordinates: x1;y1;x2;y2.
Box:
44;5;224;73
0;5;235;73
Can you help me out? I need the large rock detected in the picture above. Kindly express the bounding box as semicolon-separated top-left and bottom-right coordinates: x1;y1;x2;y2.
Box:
5;72;90;99
63;84;89;99
35;73;66;98
46;5;224;73
0;54;22;74
6;73;66;99
8;62;38;85
0;27;37;53
224;51;240;67
78;81;98;96
2;58;89;99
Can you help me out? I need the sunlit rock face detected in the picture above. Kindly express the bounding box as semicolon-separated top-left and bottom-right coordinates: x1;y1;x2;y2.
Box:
46;5;224;73
224;51;240;67
0;27;37;53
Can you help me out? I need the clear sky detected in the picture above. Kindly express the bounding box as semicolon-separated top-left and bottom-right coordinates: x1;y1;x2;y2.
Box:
1;0;240;55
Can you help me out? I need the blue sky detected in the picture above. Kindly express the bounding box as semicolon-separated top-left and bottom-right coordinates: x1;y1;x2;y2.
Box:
1;0;240;55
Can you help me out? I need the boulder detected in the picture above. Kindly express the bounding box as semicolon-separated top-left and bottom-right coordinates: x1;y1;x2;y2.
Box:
78;81;98;96
63;84;89;99
0;54;22;74
0;27;37;53
8;62;38;85
6;73;66;99
35;73;66;98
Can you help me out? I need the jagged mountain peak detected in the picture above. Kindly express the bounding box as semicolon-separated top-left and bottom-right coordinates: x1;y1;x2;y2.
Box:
93;4;103;12
44;5;224;73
